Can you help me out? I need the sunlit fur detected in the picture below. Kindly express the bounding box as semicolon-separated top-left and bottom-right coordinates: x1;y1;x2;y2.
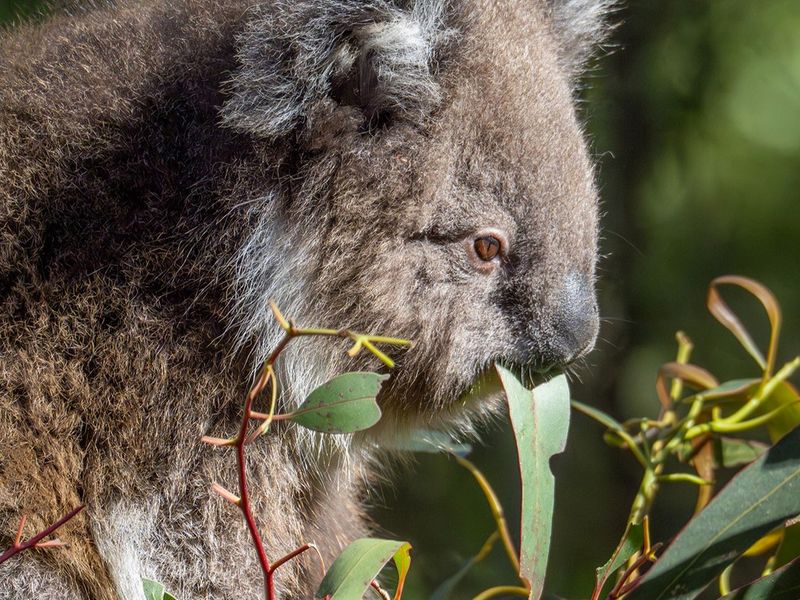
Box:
0;0;610;598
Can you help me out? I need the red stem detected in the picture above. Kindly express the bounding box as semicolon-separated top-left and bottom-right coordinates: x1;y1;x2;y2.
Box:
223;326;361;599
235;372;273;599
608;553;651;599
230;332;298;600
0;505;85;566
270;544;311;573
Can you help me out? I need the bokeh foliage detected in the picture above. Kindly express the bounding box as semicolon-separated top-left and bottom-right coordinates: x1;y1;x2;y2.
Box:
2;0;798;598
0;0;46;24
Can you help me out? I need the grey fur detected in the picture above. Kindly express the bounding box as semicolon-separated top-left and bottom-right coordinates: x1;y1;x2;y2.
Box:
222;0;453;137
0;0;611;598
550;0;617;74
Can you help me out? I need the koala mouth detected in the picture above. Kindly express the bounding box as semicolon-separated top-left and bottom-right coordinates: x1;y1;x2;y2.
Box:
455;362;512;407
460;358;565;405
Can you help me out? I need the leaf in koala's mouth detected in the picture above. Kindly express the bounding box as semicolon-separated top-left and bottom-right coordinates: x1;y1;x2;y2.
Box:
496;364;571;600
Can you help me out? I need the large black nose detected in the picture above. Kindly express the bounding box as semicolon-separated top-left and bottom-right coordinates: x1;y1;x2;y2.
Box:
550;275;599;364
515;273;599;371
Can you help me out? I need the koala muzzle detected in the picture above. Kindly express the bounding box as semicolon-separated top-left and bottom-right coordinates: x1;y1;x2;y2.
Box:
514;273;599;372
549;273;599;365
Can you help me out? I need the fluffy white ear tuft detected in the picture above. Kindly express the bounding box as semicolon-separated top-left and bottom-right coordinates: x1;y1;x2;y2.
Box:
550;0;618;75
221;0;453;139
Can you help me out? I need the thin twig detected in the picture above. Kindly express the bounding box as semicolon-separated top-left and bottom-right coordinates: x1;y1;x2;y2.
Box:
234;362;275;599
454;455;521;576
271;544;312;573
0;505;85;566
209;303;409;600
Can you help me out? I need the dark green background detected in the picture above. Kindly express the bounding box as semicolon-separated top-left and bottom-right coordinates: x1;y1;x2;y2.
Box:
3;1;799;598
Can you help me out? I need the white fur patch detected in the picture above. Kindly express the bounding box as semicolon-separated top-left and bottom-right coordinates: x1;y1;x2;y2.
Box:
0;560;77;599
552;0;617;72
226;195;354;458
92;502;156;600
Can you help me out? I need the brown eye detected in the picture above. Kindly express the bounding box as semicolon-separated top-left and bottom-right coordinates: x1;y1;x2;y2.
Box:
464;229;509;273
474;236;501;261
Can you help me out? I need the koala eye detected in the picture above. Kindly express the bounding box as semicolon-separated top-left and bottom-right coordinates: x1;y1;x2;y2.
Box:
474;236;501;261
465;229;508;272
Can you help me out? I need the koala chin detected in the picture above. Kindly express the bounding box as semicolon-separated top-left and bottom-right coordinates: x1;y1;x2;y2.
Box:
0;0;608;598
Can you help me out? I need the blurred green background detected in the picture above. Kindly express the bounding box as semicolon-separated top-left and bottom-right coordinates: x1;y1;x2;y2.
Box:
2;0;799;598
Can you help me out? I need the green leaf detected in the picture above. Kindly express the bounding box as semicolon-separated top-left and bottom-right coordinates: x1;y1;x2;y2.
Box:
624;425;800;600
497;366;571;600
592;522;644;600
716;437;768;467
760;381;800;442
383;429;473;456
391;541;412;599
288;372;388;434
699;379;759;400
142;579;177;600
316;538;411;600
715;437;768;468
718;556;800;599
684;379;759;405
773;522;800;569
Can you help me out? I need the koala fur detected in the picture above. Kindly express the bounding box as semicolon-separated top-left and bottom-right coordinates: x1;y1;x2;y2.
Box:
0;0;608;598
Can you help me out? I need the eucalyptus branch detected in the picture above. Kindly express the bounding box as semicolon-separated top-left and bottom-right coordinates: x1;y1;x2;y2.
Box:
454;455;522;579
202;302;408;600
0;505;84;566
472;585;531;600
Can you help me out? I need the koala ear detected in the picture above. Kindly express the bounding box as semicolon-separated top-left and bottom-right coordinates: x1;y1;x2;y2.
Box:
549;0;617;75
222;1;452;139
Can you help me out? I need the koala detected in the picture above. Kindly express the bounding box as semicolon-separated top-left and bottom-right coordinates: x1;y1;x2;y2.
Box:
0;0;608;598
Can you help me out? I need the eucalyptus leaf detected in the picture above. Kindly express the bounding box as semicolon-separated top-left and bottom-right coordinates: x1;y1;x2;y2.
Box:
707;276;778;373
316;538;411;600
592;522;644;600
497;366;571;600
760;381;800;441
625;425;800;600
142;579;177;600
718;556;800;599
682;379;761;406
384;429;472;456
715;437;768;468
705;379;760;399
288;372;388;434
773;522;800;569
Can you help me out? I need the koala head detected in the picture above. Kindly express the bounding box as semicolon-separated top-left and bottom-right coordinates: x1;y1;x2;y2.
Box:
220;0;608;435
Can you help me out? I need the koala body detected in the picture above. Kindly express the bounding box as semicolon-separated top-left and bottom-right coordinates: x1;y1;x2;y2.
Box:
0;0;607;598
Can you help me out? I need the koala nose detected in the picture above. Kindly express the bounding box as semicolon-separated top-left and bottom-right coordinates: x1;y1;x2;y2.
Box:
516;273;599;372
551;275;599;364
